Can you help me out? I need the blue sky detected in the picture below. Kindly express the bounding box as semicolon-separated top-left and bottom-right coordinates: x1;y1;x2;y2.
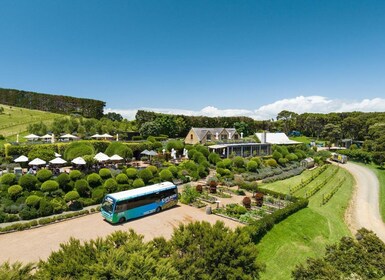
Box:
1;1;385;120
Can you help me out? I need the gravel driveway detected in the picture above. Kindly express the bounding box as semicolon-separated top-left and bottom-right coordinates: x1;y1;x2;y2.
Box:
341;162;385;242
0;204;242;264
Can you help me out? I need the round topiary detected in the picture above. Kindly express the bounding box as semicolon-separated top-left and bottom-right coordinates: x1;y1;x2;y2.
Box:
125;168;137;179
18;174;38;191
64;190;80;202
0;173;17;186
104;178;118;193
38;198;54;217
132;178;145;188
56;173;72;192
69;170;82;181
265;158;278;168
75;179;90;197
8;185;23;199
87;173;102;188
41;180;59;193
247;160;258;172
242;196;252;209
99;168;112;180
116;173;128;184
25;195;42;208
232;156;245;168
147;165;158;175
195;184;203;193
138;168;153;183
159;169;173;182
105;142;133;159
36;169;53;182
64;141;95;160
167;165;178;176
91;187;107;203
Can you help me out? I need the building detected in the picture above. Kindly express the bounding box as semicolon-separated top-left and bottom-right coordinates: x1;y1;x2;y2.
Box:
300;157;315;169
208;143;272;158
255;132;301;145
184;127;240;145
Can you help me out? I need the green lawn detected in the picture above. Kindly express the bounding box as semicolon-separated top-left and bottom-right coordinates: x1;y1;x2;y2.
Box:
289;135;326;146
257;165;353;279
0;104;64;145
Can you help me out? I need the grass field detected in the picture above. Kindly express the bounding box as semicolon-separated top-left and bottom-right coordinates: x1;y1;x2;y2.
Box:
0;104;64;145
289;135;326;146
257;165;353;279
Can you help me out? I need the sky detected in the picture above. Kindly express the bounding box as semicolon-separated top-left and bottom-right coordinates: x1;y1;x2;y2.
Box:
1;0;385;120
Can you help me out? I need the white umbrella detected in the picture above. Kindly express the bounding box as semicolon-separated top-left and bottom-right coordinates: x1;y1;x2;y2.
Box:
14;155;29;163
49;157;67;164
60;134;78;139
109;154;123;161
40;134;52;139
91;134;102;138
147;150;158;156
71;157;86;165
54;152;62;157
94;152;110;162
101;133;113;138
141;149;150;155
28;158;46;166
24;134;40;141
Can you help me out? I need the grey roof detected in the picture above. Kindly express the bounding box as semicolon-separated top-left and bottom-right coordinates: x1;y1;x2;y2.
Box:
191;127;237;141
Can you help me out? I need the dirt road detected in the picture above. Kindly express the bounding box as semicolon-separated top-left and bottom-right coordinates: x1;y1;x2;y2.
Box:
0;204;242;264
341;162;385;242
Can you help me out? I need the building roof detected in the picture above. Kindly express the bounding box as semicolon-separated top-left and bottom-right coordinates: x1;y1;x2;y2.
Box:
191;127;237;141
255;132;301;145
208;142;271;149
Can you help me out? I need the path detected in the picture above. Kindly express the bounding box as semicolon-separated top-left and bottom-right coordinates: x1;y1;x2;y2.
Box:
341;162;385;242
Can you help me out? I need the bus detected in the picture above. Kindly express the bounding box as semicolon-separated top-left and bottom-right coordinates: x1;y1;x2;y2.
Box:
101;181;178;224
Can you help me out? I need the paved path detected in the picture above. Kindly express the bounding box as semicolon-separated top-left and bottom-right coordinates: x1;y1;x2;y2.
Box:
341;162;385;242
0;204;242;264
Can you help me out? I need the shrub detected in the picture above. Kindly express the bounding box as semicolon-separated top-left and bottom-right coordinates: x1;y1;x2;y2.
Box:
138;168;153;183
278;158;289;165
50;198;67;213
19;174;38;191
116;173;128;184
75;179;90;197
233;156;245;168
0;173;17;186
91;187;106;203
242;197;252;209
247;160;258;172
56;173;72;192
105;142;133;159
38;198;54;217
147;165;158;176
64;190;80;202
196;184;203;193
126;168;137;179
265;158;278;167
87;173;102;188
167;165;178;176
222;158;232;169
180;184;199;204
272;151;283;161
159;169;173;181
8;185;23;200
25;195;42;208
286;153;298;162
36;169;53;182
19;206;39;220
41;180;59;194
99;168;112;180
28;148;55;162
166;140;184;152
132;178;145;188
104;178;118;193
64;141;95;160
69;170;82;181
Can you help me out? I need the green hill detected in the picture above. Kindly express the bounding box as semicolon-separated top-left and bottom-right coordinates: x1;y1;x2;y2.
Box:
0;104;64;142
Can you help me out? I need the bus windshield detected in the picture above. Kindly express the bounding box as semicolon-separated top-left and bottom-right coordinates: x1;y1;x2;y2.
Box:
102;197;115;213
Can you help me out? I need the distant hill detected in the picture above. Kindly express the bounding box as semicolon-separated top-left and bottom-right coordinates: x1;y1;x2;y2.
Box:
0;88;105;119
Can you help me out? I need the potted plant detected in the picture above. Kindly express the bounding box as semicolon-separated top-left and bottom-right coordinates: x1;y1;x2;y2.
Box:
207;177;218;194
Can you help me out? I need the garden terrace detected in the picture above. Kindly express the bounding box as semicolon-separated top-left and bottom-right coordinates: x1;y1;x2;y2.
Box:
208;143;272;158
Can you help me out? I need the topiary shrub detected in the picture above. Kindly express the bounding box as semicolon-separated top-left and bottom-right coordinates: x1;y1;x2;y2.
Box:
99;168;112;180
196;184;203;193
38;198;54;217
41;180;59;194
64;141;95;160
56;173;72;192
18;174;38;191
0;173;17;186
104;178;118;193
207;177;218;194
28;148;55;162
19;206;39;220
91;187;107;203
115;173;128;184
132;178;145;188
159;169;173;182
64;190;80;202
265;158;278;168
87;173;102;188
254;193;264;207
167;165;178;176
233;156;245;168
69;170;82;181
105;142;133;159
247;160;258;172
242;197;251;209
75;179;90;197
147;165;158;176
36;169;53;182
125;168;137;179
25;195;42;208
138;168;153;183
8;185;23;200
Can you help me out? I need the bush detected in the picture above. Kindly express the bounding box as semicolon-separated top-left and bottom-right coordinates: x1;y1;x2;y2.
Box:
180;184;199;204
265;158;278;167
36;169;53;182
0;173;17;186
64;190;80;202
87;173;102;188
38;198;54;217
105;142;133;159
138;168;153;183
233;156;245;168
28;148;55;162
56;173;72;192
8;185;23;199
91;187;107;203
242;197;252;208
64;141;95;160
99;168;112;180
19;206;39;220
166;140;184;152
25;195;42;208
272;151;283;161
75;179;90;197
104;178;118;193
247;160;258;172
116;173;128;184
69;170;82;181
132;178;145;188
125;168;137;179
167;165;178;176
147;165;158;176
159;169;173;181
41;180;59;193
19;174;38;191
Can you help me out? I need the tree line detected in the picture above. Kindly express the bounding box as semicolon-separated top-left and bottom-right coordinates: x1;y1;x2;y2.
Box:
0;88;105;119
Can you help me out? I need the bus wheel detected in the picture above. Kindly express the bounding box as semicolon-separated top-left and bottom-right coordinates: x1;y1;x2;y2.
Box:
119;217;126;224
156;207;161;213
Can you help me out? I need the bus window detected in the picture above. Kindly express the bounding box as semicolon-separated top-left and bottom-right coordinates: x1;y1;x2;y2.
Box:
102;197;114;213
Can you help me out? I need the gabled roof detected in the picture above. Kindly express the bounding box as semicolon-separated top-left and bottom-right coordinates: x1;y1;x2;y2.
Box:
191;127;237;141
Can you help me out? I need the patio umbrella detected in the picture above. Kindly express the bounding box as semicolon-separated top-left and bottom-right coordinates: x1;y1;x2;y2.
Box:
71;157;86;165
40;134;52;139
28;158;46;166
60;134;78;139
109;154;123;161
54;152;62;157
101;133;113;138
24;134;40;141
147;150;158;156
14;155;28;163
49;157;67;165
141;149;150;155
94;152;110;162
91;134;102;138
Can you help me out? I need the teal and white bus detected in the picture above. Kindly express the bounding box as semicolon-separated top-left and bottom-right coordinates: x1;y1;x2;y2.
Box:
101;181;178;224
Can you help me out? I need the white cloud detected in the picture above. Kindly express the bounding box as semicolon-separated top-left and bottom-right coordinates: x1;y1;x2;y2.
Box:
105;96;385;121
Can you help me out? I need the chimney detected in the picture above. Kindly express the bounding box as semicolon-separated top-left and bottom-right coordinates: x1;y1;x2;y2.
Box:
240;132;243;139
